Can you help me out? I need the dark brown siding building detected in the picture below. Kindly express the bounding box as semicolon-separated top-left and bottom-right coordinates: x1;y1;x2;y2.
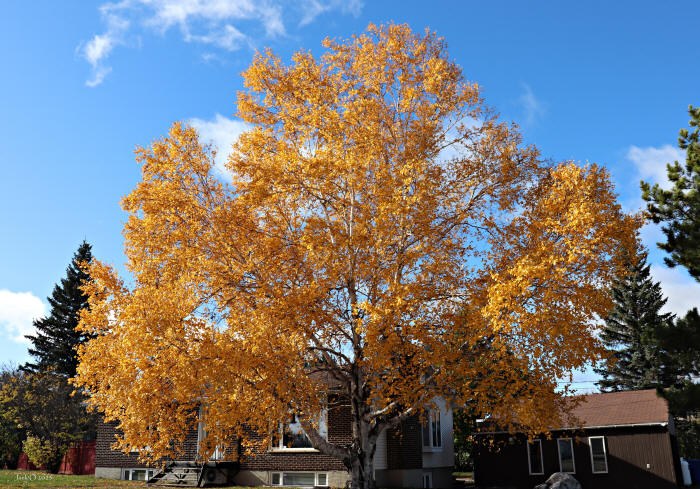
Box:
474;389;681;489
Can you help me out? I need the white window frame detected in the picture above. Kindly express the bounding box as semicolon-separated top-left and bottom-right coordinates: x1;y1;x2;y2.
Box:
422;409;442;452
270;472;328;487
588;436;608;474
122;468;156;481
197;406;225;460
526;439;544;475
557;438;576;474
270;410;327;452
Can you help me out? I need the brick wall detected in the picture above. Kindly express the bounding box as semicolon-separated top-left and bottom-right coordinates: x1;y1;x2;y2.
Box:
98;399;423;474
327;398;352;446
95;419;198;469
239;400;351;472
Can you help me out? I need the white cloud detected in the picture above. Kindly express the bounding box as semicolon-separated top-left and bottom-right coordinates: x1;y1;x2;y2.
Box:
84;33;114;66
141;0;285;37
299;0;363;26
86;65;113;88
627;144;685;189
79;10;130;87
188;113;249;176
0;290;46;344
614;144;686;214
518;83;545;127
186;24;249;51
81;0;362;86
650;265;700;317
624;144;698;316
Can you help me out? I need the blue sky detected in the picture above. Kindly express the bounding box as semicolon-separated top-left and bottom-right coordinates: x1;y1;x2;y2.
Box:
1;1;699;392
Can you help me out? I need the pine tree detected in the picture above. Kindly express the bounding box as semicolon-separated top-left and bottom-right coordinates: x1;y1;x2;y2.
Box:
595;240;680;391
641;105;700;281
640;105;700;456
23;241;93;378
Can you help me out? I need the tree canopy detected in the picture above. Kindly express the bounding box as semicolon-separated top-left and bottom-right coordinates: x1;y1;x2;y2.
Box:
73;24;637;489
0;365;24;469
0;370;96;472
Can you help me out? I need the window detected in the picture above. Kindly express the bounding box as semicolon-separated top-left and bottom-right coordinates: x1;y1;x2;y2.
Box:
557;438;576;473
211;445;225;460
527;439;544;475
589;436;608;473
272;411;327;451
283;413;313;448
422;410;442;450
197;411;225;460
123;468;156;481
271;472;328;487
422;472;433;488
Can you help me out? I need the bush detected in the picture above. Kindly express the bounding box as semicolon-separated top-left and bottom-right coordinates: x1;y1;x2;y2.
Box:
22;435;66;473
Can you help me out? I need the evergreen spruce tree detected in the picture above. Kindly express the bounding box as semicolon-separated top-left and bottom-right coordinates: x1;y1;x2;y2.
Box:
641;105;700;281
640;105;700;457
22;241;93;378
595;240;680;391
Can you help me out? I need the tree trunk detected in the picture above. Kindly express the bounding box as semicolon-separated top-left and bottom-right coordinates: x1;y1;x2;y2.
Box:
303;412;379;489
348;433;377;489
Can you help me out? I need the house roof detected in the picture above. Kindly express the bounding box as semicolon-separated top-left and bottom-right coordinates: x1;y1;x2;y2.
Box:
476;389;671;434
561;389;670;429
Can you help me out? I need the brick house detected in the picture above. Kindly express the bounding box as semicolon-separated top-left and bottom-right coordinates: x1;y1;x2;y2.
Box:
474;389;682;489
94;398;454;488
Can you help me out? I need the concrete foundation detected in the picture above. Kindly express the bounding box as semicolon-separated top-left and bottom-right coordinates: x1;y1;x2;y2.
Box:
375;467;453;489
94;467;122;479
375;468;422;489
234;469;349;487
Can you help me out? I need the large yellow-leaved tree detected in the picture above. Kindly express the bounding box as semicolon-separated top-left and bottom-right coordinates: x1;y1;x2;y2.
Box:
74;24;637;489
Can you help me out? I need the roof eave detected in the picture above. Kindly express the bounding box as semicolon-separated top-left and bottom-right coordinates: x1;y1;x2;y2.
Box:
476;421;669;435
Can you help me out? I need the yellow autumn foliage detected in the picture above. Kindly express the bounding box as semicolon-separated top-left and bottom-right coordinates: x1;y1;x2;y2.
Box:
73;24;638;483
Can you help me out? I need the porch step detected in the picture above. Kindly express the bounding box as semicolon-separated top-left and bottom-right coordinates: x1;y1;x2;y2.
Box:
148;462;203;487
148;461;240;487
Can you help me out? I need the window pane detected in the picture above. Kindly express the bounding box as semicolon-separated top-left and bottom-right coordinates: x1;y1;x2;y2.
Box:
319;409;328;440
423;411;441;448
528;440;543;474
283;473;316;486
590;437;607;473
272;473;281;485
283;430;313;448
434;412;441;447
212;445;224;460
131;469;148;481
558;439;575;473
317;473;327;486
422;421;431;446
283;418;313;448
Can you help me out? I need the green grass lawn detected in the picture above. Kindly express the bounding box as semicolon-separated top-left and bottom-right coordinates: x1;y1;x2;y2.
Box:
0;470;146;489
452;471;473;479
0;471;259;489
